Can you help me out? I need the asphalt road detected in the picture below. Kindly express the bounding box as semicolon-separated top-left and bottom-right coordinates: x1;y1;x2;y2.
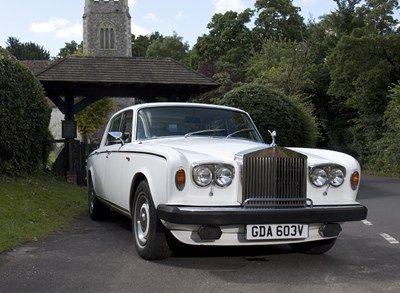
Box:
0;175;399;293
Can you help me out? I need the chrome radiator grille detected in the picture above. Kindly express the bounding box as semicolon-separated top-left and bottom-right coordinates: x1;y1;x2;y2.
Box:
240;147;308;208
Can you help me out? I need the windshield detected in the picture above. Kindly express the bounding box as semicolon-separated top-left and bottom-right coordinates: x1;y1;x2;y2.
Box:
136;106;263;142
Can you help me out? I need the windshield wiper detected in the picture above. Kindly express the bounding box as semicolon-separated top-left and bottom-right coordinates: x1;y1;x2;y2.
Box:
226;128;254;138
184;129;226;138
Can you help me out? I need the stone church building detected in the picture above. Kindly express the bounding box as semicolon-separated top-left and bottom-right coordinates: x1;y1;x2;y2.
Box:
83;0;132;57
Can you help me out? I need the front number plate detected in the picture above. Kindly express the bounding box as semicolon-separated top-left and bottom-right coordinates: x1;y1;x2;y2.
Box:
246;224;309;240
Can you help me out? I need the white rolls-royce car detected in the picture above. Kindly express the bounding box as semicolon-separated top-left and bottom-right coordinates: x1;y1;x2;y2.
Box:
86;102;367;260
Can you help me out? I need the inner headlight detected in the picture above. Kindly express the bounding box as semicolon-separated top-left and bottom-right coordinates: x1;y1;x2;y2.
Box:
192;163;234;188
310;167;328;187
330;168;345;187
309;164;346;188
193;165;213;187
215;166;234;187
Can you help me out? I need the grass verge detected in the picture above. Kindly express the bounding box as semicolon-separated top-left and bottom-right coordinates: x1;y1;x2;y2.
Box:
0;175;87;253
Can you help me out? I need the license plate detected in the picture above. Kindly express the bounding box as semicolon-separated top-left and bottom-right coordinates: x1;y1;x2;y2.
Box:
246;224;308;240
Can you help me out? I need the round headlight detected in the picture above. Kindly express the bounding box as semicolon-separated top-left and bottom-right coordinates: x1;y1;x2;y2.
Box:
330;168;345;187
310;168;328;187
215;167;234;187
193;165;213;187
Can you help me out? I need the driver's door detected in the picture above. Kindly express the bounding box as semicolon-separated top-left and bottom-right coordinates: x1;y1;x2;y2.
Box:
102;110;133;208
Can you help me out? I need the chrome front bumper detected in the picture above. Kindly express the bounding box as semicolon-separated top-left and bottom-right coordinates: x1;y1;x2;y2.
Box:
157;204;368;225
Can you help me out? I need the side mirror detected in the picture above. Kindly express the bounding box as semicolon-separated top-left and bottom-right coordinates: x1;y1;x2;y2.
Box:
108;131;124;145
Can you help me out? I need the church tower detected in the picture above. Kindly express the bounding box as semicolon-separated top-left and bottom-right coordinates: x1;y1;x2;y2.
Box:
83;0;132;57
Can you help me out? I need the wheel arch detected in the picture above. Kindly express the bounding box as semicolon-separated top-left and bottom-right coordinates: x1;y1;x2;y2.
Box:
129;172;147;215
87;170;93;191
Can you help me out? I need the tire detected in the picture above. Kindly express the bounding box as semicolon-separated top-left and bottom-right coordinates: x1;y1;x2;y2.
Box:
132;180;172;260
289;238;337;255
88;177;109;221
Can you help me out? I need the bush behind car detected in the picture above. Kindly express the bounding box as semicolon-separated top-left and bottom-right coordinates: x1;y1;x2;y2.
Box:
0;48;51;175
213;83;318;147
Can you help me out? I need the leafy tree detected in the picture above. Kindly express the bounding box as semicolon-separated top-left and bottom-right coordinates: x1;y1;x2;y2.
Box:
131;32;164;57
327;34;400;161
75;98;116;143
5;37;50;60
56;40;83;59
356;0;400;35
246;39;312;97
367;83;400;175
321;0;399;37
321;0;364;37
212;84;318;147
191;9;254;83
253;0;306;43
0;48;51;175
146;32;189;63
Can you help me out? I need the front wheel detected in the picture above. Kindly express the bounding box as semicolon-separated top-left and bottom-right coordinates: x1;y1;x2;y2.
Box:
132;181;172;260
289;238;337;255
88;177;109;221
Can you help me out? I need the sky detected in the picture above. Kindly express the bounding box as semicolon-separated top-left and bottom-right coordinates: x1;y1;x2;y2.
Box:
0;0;338;58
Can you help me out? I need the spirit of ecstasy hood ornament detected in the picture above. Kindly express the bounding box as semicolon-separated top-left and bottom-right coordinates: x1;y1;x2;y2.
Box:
268;130;277;147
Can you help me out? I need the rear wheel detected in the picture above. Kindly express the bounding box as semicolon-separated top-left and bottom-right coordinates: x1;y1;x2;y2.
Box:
88;177;109;220
132;180;172;260
289;238;337;255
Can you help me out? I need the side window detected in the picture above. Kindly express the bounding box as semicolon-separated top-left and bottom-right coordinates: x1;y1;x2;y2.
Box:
106;114;122;146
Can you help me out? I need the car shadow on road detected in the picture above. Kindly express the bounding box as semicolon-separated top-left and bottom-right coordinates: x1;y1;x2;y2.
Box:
99;211;295;260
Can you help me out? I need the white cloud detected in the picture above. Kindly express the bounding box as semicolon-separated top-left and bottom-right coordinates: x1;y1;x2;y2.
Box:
54;24;82;39
213;0;246;13
131;22;150;36
144;13;158;21
29;18;82;40
29;18;69;33
176;11;183;20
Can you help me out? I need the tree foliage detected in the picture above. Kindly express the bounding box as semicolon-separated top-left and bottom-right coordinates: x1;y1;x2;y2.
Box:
132;32;164;57
131;32;189;63
367;84;400;175
5;37;50;60
327;34;400;161
75;98;116;143
56;41;83;59
253;0;306;42
0;48;51;175
146;32;189;63
246;39;312;97
191;9;254;83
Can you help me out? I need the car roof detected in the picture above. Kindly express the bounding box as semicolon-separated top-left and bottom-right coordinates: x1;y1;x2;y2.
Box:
114;102;248;116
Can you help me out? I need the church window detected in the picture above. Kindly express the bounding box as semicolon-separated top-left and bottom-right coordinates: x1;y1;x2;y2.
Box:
100;23;115;50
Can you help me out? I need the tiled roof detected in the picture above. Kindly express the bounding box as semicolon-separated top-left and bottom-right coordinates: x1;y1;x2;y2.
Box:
20;60;52;75
37;56;218;86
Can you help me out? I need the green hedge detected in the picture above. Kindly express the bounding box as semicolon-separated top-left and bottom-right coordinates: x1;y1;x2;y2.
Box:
213;83;318;147
0;48;51;175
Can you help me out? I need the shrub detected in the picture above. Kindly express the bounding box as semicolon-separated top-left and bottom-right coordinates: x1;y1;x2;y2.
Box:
213;83;318;147
0;47;51;175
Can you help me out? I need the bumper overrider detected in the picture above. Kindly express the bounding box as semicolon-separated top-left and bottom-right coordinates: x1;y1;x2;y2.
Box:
157;204;368;225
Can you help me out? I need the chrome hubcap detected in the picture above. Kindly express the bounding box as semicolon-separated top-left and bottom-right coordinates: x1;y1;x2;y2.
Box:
135;194;150;247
